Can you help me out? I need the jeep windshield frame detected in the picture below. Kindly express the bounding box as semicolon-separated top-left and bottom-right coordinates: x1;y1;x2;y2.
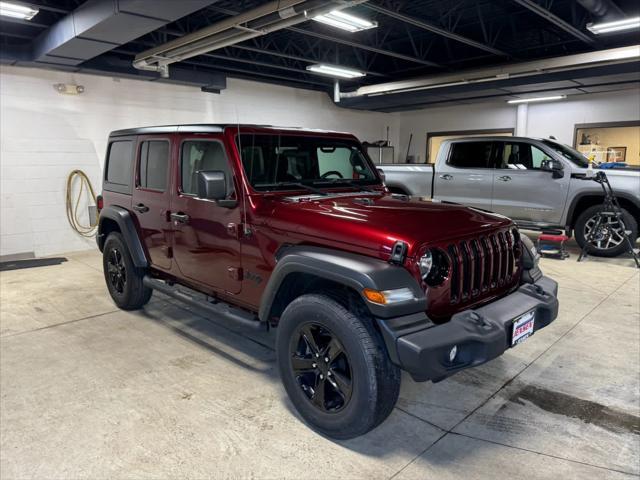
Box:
236;133;382;192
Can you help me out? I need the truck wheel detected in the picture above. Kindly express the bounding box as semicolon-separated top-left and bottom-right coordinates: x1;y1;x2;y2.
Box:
102;232;152;310
574;205;638;257
276;293;400;439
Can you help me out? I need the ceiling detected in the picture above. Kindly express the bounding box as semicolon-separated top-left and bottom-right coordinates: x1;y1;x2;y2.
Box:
1;0;638;111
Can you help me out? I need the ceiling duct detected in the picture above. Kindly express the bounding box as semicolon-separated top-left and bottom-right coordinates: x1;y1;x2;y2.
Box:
133;0;369;77
577;0;625;19
338;45;640;99
32;0;219;67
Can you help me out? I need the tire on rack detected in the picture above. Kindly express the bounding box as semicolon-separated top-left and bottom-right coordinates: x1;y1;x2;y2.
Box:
276;293;400;439
574;205;638;258
102;232;153;310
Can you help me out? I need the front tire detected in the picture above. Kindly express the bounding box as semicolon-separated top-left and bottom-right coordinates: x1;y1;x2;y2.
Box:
574;205;638;257
102;232;152;310
276;294;400;439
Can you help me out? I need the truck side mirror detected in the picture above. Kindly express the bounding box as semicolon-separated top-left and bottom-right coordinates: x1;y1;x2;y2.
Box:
541;159;564;179
197;170;227;200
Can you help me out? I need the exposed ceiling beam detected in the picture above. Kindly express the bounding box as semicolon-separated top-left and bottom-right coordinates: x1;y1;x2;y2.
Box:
286;27;442;67
512;0;597;45
205;5;442;68
364;3;509;57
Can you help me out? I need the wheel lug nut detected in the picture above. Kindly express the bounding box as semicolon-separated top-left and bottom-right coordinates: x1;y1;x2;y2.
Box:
312;363;317;368
315;353;319;358
319;374;324;379
324;357;329;363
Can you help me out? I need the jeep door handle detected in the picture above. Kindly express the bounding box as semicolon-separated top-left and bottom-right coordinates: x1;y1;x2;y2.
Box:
498;175;512;182
439;174;453;180
170;212;190;224
133;203;149;213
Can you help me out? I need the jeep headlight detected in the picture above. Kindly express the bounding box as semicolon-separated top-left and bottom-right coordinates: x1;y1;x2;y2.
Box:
419;248;449;287
418;251;433;280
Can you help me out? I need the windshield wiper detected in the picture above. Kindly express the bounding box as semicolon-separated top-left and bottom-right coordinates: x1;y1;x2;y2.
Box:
315;179;376;192
259;182;328;196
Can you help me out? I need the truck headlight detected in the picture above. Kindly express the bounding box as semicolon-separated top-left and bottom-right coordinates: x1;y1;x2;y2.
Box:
419;248;449;287
418;251;433;280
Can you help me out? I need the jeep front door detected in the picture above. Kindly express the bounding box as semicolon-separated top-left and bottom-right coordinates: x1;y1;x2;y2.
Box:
131;137;172;271
170;136;242;294
434;140;495;211
491;141;570;225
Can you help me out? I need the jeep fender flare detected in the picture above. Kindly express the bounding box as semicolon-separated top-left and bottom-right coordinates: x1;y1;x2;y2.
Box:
258;246;426;322
97;205;148;268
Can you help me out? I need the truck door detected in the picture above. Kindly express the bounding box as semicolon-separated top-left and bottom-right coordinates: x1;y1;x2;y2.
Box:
131;137;172;271
434;140;494;211
169;135;242;294
491;141;570;225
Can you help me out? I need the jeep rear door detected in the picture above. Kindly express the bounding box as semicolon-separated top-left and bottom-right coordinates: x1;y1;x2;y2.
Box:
490;141;570;225
433;140;494;210
131;136;172;271
169;134;242;294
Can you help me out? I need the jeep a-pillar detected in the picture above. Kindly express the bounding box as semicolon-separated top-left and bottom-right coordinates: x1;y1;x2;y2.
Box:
97;124;559;439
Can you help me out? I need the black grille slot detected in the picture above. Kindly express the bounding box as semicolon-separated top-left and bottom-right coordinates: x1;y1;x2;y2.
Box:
448;244;460;304
460;241;471;300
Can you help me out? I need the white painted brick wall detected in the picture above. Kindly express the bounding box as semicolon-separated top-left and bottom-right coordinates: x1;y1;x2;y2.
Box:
0;65;397;258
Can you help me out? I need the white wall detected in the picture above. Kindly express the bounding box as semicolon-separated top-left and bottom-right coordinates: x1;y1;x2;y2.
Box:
397;89;640;164
0;65;396;258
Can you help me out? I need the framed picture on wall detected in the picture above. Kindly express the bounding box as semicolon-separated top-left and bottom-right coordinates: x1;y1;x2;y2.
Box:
606;146;626;162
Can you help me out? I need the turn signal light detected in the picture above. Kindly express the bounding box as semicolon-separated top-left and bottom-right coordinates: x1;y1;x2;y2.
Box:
363;288;386;304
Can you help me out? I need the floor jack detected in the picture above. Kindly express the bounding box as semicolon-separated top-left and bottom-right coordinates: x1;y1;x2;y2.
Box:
537;232;570;259
577;171;640;268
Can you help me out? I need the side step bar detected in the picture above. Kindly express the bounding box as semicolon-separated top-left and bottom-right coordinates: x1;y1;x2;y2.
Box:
143;276;265;330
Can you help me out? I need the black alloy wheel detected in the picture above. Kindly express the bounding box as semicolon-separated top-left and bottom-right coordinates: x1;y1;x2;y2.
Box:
291;323;353;413
107;247;127;294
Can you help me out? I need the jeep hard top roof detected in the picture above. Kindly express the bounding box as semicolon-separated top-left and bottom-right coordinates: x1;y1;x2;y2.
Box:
109;124;353;137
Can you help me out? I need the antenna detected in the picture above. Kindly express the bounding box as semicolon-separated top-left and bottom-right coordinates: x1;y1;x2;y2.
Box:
235;107;251;236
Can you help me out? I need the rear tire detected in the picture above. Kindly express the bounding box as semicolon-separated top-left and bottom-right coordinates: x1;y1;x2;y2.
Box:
574;205;638;257
102;232;152;310
276;293;400;439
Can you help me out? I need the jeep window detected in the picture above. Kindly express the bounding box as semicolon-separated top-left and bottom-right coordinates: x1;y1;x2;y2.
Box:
497;142;552;170
105;140;133;186
447;141;494;168
541;140;589;168
180;140;233;196
138;140;169;191
237;134;379;191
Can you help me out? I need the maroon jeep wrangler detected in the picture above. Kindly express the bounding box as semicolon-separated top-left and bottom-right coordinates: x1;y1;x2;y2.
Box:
97;124;559;439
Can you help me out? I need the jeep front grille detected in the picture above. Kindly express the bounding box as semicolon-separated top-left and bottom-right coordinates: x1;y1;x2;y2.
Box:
447;229;520;304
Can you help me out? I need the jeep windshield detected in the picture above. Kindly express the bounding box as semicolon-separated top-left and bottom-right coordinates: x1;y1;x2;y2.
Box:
541;140;590;168
237;134;381;192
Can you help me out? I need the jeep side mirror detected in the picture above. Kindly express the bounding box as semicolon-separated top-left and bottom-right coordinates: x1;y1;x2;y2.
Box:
197;170;227;200
541;159;564;179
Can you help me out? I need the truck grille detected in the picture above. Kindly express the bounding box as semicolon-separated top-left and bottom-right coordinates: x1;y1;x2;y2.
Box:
447;228;520;304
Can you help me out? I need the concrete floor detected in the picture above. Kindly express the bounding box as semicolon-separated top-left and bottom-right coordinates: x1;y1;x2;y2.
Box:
1;238;638;479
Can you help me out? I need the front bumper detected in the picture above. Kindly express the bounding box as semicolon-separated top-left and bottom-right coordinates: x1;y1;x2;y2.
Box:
377;276;559;382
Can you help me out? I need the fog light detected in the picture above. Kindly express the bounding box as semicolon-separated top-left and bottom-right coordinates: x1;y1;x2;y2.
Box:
448;345;458;363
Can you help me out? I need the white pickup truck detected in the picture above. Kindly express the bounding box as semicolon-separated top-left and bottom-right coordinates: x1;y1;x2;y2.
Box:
380;136;640;257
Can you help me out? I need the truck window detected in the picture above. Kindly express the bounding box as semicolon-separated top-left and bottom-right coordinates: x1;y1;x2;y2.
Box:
180;140;233;196
498;143;552;170
105;140;133;187
447;142;494;168
138;140;169;191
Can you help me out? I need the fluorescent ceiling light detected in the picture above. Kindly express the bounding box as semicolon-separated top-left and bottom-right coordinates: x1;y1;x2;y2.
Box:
313;10;377;32
306;63;366;79
587;17;640;34
507;95;566;104
0;1;38;20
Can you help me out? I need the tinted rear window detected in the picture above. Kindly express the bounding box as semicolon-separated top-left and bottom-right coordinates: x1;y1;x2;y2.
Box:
106;141;133;186
447;141;494;168
139;141;169;191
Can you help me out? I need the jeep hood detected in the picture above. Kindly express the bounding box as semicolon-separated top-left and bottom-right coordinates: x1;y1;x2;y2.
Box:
262;193;513;258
